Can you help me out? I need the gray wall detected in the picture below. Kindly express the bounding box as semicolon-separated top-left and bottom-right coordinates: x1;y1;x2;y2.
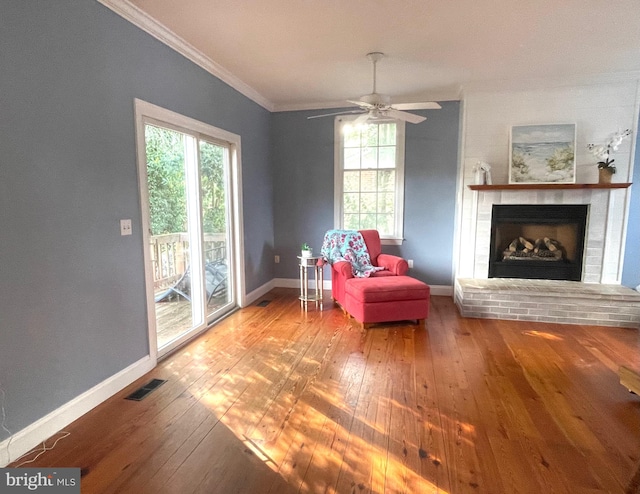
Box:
622;112;640;289
0;1;272;438
272;102;460;286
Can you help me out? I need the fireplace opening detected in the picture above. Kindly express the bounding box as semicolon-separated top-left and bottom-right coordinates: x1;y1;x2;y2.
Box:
489;204;588;281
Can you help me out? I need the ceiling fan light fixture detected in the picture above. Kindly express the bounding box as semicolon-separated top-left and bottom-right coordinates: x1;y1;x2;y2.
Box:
359;93;391;108
307;52;440;124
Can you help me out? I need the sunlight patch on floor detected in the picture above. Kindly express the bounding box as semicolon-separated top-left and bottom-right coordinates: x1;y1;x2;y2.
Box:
522;330;564;341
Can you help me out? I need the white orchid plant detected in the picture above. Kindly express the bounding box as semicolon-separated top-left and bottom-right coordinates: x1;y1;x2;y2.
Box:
587;129;632;174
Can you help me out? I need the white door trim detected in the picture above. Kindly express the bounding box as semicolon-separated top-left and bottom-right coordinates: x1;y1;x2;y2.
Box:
133;98;245;362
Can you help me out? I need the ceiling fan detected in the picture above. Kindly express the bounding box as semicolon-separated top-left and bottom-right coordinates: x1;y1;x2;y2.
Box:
308;52;441;125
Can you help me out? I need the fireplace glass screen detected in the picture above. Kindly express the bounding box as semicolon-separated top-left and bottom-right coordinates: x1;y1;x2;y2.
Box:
489;204;588;281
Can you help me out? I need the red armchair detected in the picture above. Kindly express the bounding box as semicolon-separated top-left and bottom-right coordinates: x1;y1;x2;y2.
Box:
330;229;409;307
327;229;429;328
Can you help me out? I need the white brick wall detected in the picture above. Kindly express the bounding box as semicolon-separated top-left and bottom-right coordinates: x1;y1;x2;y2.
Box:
456;80;639;284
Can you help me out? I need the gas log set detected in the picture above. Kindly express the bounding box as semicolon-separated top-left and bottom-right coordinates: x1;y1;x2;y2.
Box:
502;236;564;261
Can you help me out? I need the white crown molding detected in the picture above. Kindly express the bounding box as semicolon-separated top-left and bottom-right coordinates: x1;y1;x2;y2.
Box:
97;0;275;112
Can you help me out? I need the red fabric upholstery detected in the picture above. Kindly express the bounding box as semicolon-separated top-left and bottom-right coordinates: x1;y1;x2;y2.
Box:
344;276;430;325
327;230;428;326
359;230;382;264
330;229;409;305
346;276;430;303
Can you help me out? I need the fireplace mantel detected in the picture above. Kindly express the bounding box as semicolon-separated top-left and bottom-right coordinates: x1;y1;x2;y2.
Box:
468;183;631;191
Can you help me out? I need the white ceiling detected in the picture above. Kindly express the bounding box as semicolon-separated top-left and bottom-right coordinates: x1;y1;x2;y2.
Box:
101;0;640;111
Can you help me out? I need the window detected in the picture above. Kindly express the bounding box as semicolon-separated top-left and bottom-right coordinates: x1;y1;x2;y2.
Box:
334;117;405;243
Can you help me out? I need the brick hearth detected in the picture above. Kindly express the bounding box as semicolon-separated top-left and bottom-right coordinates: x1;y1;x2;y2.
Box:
455;278;640;328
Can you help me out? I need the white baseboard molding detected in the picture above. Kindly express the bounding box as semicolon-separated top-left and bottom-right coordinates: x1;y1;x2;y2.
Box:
273;278;332;290
0;355;155;467
243;279;276;306
273;277;298;289
429;285;454;296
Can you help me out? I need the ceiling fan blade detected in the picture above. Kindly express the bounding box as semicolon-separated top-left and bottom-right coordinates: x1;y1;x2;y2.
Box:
346;99;375;109
307;109;364;120
385;108;426;124
392;102;442;110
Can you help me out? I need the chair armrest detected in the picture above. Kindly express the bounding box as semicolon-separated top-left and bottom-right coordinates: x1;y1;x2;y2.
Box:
377;254;409;276
333;261;354;279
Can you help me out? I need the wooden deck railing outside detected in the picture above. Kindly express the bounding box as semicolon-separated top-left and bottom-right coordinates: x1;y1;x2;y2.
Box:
149;233;226;291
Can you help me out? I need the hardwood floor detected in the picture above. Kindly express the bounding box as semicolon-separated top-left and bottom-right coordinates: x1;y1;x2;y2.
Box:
11;289;640;493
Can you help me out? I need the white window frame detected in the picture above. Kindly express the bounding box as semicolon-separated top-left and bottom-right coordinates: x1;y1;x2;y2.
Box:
334;116;405;245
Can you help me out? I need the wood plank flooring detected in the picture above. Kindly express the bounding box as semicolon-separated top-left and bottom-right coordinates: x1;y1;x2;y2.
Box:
10;289;640;493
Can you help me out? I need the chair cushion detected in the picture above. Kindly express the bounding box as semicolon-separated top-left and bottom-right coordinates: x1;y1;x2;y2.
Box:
370;270;395;277
345;276;430;303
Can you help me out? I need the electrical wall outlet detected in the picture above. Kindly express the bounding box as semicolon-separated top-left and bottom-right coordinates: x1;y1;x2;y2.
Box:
407;259;414;268
274;255;280;263
120;219;132;236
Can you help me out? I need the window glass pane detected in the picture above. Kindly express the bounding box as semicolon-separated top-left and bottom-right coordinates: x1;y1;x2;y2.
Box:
378;123;396;146
378;146;396;169
378;169;395;191
361;213;377;229
361;147;377;169
377;192;394;213
343;171;360;192
362;124;378;147
360;170;377;192
344;126;360;147
377;214;394;235
360;193;376;213
344;193;360;213
337;118;403;238
344;213;360;230
344;148;360;169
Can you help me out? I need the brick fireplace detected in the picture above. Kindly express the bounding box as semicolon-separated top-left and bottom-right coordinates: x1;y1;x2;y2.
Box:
455;184;640;328
454;81;639;328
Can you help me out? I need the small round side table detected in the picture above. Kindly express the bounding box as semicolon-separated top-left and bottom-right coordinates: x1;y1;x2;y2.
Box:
298;255;323;310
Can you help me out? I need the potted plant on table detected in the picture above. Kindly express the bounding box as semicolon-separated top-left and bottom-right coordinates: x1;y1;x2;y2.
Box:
301;242;313;258
587;129;632;184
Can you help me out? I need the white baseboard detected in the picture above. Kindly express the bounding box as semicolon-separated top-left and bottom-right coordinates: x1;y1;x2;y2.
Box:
429;285;454;296
0;355;155;467
273;277;298;289
243;279;276;306
273;278;332;290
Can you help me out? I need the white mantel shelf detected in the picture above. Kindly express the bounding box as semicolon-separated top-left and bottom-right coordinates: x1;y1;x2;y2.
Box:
468;183;632;191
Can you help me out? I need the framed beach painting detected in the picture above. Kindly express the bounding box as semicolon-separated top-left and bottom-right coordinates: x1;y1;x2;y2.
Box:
509;124;576;184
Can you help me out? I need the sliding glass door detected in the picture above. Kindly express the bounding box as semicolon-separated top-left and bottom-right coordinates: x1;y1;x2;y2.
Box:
199;138;234;320
136;101;241;358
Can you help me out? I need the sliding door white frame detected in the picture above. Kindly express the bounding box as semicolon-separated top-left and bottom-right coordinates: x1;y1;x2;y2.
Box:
134;98;245;362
